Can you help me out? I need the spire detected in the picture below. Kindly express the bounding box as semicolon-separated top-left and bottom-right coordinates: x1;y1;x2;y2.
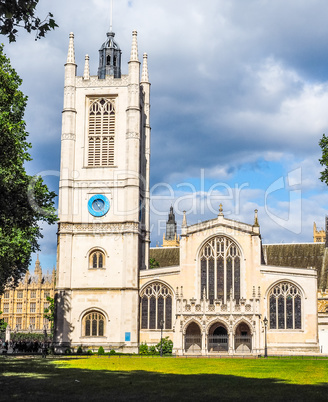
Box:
254;209;259;227
83;55;90;80
218;203;224;217
130;30;139;62
66;32;75;64
141;53;149;82
182;210;187;227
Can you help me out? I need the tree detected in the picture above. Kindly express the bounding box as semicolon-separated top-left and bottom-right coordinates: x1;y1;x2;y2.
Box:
43;296;55;335
0;44;57;294
0;311;7;332
0;0;57;42
319;134;328;185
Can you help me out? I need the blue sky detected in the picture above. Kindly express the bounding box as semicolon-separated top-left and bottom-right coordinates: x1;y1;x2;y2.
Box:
3;0;328;270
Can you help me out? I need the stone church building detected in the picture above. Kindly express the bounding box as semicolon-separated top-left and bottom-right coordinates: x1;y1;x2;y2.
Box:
54;28;324;355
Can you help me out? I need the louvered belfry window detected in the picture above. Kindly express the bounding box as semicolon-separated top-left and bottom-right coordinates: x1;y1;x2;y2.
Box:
88;98;115;166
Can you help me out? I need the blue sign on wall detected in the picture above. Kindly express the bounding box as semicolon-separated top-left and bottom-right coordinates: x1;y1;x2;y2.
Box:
125;332;131;342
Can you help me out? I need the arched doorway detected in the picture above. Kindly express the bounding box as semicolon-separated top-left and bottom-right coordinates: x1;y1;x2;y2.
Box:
185;322;202;353
235;322;252;353
208;323;229;352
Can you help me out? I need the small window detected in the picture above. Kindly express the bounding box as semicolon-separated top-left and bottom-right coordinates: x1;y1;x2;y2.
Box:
16;317;22;330
4;291;9;299
3;303;9;313
30;303;36;313
83;312;105;337
31;291;36;298
16;303;22;313
44;291;50;299
17;291;23;299
89;250;105;269
30;317;36;330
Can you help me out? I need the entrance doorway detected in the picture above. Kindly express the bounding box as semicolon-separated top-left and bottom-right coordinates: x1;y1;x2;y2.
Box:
235;322;252;353
185;322;202;353
208;323;229;352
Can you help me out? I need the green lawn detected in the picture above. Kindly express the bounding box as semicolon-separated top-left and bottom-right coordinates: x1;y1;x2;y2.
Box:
1;356;328;401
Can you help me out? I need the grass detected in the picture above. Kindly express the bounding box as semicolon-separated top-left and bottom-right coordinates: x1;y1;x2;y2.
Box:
0;356;328;401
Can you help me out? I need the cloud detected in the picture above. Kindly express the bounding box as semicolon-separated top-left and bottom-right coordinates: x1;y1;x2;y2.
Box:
3;0;328;265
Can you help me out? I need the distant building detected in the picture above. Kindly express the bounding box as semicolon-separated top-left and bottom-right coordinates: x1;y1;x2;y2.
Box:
0;256;55;332
162;206;180;248
313;222;325;243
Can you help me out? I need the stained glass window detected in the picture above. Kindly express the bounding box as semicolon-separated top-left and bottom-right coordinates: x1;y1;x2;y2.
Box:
199;236;241;302
208;258;215;304
269;282;302;330
140;283;173;330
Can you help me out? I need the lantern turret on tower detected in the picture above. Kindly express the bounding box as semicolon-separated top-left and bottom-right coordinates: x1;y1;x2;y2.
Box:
98;31;122;78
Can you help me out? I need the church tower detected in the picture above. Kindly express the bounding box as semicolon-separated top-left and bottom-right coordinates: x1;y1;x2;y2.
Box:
55;29;151;352
162;206;180;247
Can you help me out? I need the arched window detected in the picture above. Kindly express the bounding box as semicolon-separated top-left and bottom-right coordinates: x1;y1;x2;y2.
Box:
83;311;105;337
199;236;241;303
269;282;302;330
88;98;115;167
140;283;173;330
89;250;105;269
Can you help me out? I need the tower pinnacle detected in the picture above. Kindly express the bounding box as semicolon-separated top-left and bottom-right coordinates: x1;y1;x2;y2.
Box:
130;30;139;62
141;53;149;83
66;32;75;64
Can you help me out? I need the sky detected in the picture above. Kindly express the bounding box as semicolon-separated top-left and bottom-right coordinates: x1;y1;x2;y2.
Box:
3;0;328;271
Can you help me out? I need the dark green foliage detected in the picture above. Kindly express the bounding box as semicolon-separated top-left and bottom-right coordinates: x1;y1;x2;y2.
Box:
0;311;7;332
97;346;105;355
64;348;71;354
0;0;57;42
43;297;55;336
0;44;57;294
76;346;83;354
149;258;160;269
156;337;173;355
139;342;149;355
86;349;93;355
139;337;173;355
319;134;328;185
109;349;116;355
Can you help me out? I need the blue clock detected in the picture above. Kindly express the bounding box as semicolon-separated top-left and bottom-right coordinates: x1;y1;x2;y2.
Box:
88;194;110;217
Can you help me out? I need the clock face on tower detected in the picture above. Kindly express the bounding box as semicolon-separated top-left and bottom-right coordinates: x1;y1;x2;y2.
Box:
88;194;110;217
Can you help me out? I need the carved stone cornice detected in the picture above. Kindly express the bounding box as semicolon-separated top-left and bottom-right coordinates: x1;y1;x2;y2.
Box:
126;131;140;140
61;133;76;141
59;222;140;235
75;75;129;88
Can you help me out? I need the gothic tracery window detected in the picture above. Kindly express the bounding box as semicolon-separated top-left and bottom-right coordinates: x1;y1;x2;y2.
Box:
200;236;241;303
89;250;105;269
88;98;115;167
269;282;302;330
140;282;173;330
83;312;105;337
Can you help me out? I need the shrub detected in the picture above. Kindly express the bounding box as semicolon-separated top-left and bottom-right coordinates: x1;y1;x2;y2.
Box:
76;346;83;354
86;349;93;355
156;337;173;355
149;345;157;355
97;346;105;355
64;348;71;354
139;342;149;355
109;349;116;355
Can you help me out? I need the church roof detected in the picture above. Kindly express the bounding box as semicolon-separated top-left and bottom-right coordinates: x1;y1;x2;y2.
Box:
263;243;328;290
150;247;180;268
